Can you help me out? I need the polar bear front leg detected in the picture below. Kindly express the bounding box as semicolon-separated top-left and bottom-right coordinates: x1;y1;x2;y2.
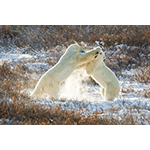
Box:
85;62;94;75
77;48;100;65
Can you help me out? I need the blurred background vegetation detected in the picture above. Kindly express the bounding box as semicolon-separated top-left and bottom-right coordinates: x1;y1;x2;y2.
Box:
0;25;150;50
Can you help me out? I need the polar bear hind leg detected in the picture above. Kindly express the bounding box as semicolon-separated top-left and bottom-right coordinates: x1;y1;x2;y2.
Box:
104;84;119;101
31;86;44;98
43;82;59;99
104;90;114;101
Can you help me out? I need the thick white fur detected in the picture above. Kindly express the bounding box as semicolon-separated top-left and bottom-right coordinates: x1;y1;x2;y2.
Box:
85;47;120;101
31;43;100;99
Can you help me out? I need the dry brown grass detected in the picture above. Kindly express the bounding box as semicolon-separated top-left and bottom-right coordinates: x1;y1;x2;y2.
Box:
0;97;143;125
0;61;36;99
103;45;150;84
0;62;146;125
0;25;150;50
0;25;150;125
135;67;150;84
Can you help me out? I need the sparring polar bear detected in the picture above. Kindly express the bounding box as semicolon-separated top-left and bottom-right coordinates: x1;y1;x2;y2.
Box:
85;47;120;101
31;43;100;99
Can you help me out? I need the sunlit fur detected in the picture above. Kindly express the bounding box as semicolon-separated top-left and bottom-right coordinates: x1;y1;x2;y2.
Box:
85;47;120;101
31;43;100;99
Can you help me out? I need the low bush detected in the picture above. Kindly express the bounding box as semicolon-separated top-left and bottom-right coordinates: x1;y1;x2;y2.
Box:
0;25;150;50
0;25;150;125
0;98;143;125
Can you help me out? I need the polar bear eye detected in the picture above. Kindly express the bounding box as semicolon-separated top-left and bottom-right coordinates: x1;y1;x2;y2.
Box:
81;49;85;53
99;52;102;55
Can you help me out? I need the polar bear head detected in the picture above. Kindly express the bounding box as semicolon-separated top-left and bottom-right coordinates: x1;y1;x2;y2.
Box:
66;43;85;54
59;43;86;63
94;46;105;61
60;43;101;66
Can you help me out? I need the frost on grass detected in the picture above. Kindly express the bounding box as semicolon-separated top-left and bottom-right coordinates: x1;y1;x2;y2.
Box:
0;43;150;125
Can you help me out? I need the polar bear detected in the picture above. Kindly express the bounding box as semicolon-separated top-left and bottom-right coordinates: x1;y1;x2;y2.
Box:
85;47;120;101
31;43;100;99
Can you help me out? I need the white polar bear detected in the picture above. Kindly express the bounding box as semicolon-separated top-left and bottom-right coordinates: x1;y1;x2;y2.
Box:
31;43;100;99
85;47;120;101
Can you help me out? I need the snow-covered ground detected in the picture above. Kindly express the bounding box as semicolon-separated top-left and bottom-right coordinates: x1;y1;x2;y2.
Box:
0;44;150;124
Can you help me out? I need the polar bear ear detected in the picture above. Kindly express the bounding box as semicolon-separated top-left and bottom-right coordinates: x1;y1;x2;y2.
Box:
73;41;82;49
73;41;85;52
73;41;79;46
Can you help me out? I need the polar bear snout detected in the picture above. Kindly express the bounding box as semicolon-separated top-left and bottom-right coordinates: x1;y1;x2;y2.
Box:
94;50;106;60
95;51;99;58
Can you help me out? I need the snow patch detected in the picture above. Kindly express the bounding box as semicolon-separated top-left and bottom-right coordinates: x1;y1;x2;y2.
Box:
0;45;150;124
25;63;50;71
